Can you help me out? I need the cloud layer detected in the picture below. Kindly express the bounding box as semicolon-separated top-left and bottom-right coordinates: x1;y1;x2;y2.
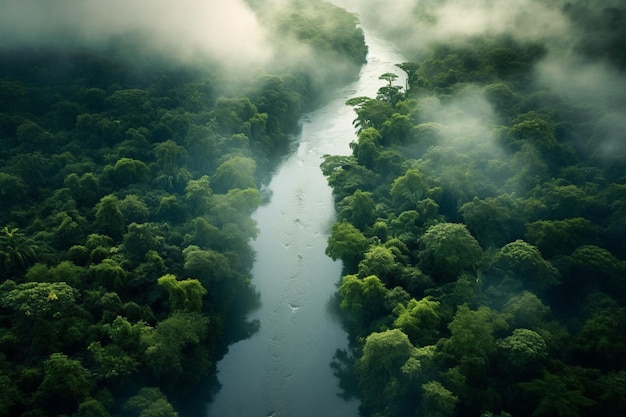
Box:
0;0;272;66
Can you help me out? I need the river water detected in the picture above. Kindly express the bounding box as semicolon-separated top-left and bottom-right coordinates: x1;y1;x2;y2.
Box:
206;24;406;417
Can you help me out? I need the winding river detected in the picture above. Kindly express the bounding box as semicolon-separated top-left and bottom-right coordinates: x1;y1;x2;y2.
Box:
206;23;406;417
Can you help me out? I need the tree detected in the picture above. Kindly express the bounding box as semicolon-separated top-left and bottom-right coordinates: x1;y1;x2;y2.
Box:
520;371;595;417
337;189;376;231
419;381;458;417
356;329;419;414
393;297;441;346
119;194;150;223
357;245;398;283
38;353;93;408
418;223;483;282
157;274;207;313
346;96;394;132
123;387;178;417
75;398;111;417
390;168;427;211
184;176;213;216
89;259;127;292
95;195;125;239
569;245;625;293
525;217;599;258
326;221;369;271
381;113;413;144
491;240;560;292
396;62;421;91
211;156;257;193
0;172;27;208
123;222;162;264
351;127;382;169
502;291;551;329
142;312;211;382
339;274;388;327
112;158;151;186
182;245;234;287
443;304;507;376
154;140;187;175
460;195;522;248
496;328;547;369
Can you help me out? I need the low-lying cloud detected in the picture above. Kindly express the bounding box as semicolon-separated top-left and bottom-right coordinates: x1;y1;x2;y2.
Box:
0;0;272;67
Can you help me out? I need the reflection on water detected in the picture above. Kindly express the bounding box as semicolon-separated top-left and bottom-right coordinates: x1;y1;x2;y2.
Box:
206;27;406;417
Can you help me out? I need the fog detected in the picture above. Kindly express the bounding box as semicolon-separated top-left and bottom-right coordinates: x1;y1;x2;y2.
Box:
332;0;625;160
0;0;272;67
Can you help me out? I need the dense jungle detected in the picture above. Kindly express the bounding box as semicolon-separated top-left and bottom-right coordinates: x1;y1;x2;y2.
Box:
0;1;366;416
1;0;625;416
324;1;626;416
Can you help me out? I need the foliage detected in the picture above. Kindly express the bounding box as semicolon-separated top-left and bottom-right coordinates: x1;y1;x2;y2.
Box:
322;12;626;416
0;1;368;415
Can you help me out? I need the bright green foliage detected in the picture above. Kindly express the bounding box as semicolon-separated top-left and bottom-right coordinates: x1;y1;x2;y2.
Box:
358;245;398;282
393;297;441;346
337;190;376;231
420;381;458;417
211;156;257;193
390;168;427;210
0;280;76;320
157;274;207;313
88;341;139;380
491;240;560;292
89;259;127;292
444;304;508;375
356;329;420;413
347;96;394;132
339;274;388;327
326;221;370;271
351;128;382;169
0;4;369;415
497;328;547;368
418;222;483;282
184;176;213;216
112;157;151;185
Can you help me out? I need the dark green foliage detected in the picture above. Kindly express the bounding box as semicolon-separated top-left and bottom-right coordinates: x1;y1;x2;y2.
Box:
323;15;626;417
0;1;367;416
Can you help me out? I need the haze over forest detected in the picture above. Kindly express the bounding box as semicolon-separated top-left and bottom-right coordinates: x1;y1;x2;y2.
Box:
0;0;625;417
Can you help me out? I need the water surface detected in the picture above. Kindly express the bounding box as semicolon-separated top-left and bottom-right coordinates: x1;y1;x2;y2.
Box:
207;27;406;417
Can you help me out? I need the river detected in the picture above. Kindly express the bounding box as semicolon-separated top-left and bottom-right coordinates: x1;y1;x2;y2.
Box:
206;23;406;417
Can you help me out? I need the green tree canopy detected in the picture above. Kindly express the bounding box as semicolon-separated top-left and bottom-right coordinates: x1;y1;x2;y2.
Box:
326;221;370;271
418;222;483;282
491;240;560;292
157;274;207;313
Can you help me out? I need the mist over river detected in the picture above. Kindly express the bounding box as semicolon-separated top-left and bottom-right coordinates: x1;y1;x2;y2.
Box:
206;25;406;417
